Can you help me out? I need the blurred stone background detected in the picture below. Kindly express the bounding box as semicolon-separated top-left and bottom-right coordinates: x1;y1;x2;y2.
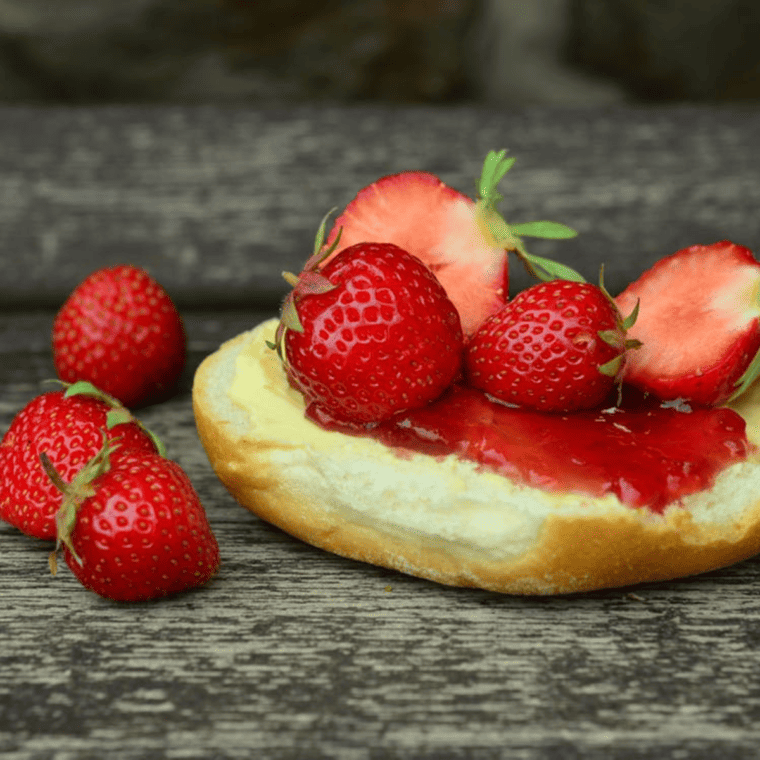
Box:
0;0;757;106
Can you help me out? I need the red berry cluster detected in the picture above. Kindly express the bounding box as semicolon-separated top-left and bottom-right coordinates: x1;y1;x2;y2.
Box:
276;151;760;424
280;247;635;421
0;266;219;602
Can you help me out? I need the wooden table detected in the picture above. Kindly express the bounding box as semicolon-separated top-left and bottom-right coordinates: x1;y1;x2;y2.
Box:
3;105;760;759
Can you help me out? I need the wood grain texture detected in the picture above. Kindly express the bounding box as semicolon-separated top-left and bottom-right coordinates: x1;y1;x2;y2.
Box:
1;105;759;309
3;312;760;760
3;104;760;759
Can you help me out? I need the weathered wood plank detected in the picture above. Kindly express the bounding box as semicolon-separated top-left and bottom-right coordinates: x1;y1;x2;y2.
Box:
4;100;760;757
1;105;760;311
3;312;760;759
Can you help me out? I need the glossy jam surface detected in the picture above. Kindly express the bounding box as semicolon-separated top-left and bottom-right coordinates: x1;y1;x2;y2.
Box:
307;385;751;512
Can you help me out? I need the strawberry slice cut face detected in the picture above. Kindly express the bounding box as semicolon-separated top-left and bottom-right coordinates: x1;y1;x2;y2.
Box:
615;241;760;406
322;171;508;338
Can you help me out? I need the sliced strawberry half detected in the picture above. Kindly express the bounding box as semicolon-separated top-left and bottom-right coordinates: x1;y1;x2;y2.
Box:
321;170;508;337
311;151;577;338
615;241;760;406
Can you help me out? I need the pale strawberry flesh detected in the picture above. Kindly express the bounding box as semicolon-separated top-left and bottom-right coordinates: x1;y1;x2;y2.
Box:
323;171;508;337
615;241;760;406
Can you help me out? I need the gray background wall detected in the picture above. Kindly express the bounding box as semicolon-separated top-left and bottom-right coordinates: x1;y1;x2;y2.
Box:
0;0;757;107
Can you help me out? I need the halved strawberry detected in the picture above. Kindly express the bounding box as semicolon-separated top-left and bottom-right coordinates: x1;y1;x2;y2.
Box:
320;151;577;338
615;241;760;406
321;171;505;337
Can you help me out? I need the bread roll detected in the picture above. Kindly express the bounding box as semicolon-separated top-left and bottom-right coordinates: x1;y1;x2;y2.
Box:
193;319;760;595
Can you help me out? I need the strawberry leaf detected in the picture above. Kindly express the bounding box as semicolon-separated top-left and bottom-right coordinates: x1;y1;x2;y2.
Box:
598;329;623;350
104;409;166;457
65;380;116;404
597;267;639;332
296;271;337;296
599;355;624;378
39;451;69;493
106;408;133;428
481;208;522;251
519;252;586;283
729;347;760;401
621;300;640;332
474;149;583;285
512;221;578;240
282;271;300;287
313;206;337;255
478;149;515;207
304;221;343;271
62;380;167;457
281;295;304;333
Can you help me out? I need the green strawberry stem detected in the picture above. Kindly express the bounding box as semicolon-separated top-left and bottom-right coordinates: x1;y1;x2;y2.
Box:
476;149;585;283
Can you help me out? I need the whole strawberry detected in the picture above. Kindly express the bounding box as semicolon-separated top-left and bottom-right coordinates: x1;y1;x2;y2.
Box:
273;239;464;425
466;280;639;412
48;447;220;602
0;383;161;540
52;265;186;408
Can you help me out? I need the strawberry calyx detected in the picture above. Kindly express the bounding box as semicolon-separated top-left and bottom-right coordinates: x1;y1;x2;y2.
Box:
268;209;342;364
729;275;760;400
598;333;643;379
50;379;167;456
595;267;642;381
475;149;583;283
597;267;642;377
730;352;760;402
41;434;115;574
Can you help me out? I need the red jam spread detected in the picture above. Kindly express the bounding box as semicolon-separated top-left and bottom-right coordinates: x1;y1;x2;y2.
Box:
306;385;751;513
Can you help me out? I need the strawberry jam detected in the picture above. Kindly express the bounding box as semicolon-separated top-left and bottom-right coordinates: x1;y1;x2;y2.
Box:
306;385;751;513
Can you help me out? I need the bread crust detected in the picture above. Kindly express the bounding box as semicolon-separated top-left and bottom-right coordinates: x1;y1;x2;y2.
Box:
193;320;760;595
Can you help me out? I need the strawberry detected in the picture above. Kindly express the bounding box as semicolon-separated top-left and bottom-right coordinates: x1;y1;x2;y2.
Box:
465;279;639;412
272;233;465;425
52;264;186;408
320;150;577;337
615;241;760;406
0;382;161;540
45;445;220;602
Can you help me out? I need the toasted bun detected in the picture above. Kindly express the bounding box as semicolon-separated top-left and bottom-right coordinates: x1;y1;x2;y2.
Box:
193;319;760;595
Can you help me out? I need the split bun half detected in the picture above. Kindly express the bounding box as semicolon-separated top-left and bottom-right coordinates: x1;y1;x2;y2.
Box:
193;319;760;595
